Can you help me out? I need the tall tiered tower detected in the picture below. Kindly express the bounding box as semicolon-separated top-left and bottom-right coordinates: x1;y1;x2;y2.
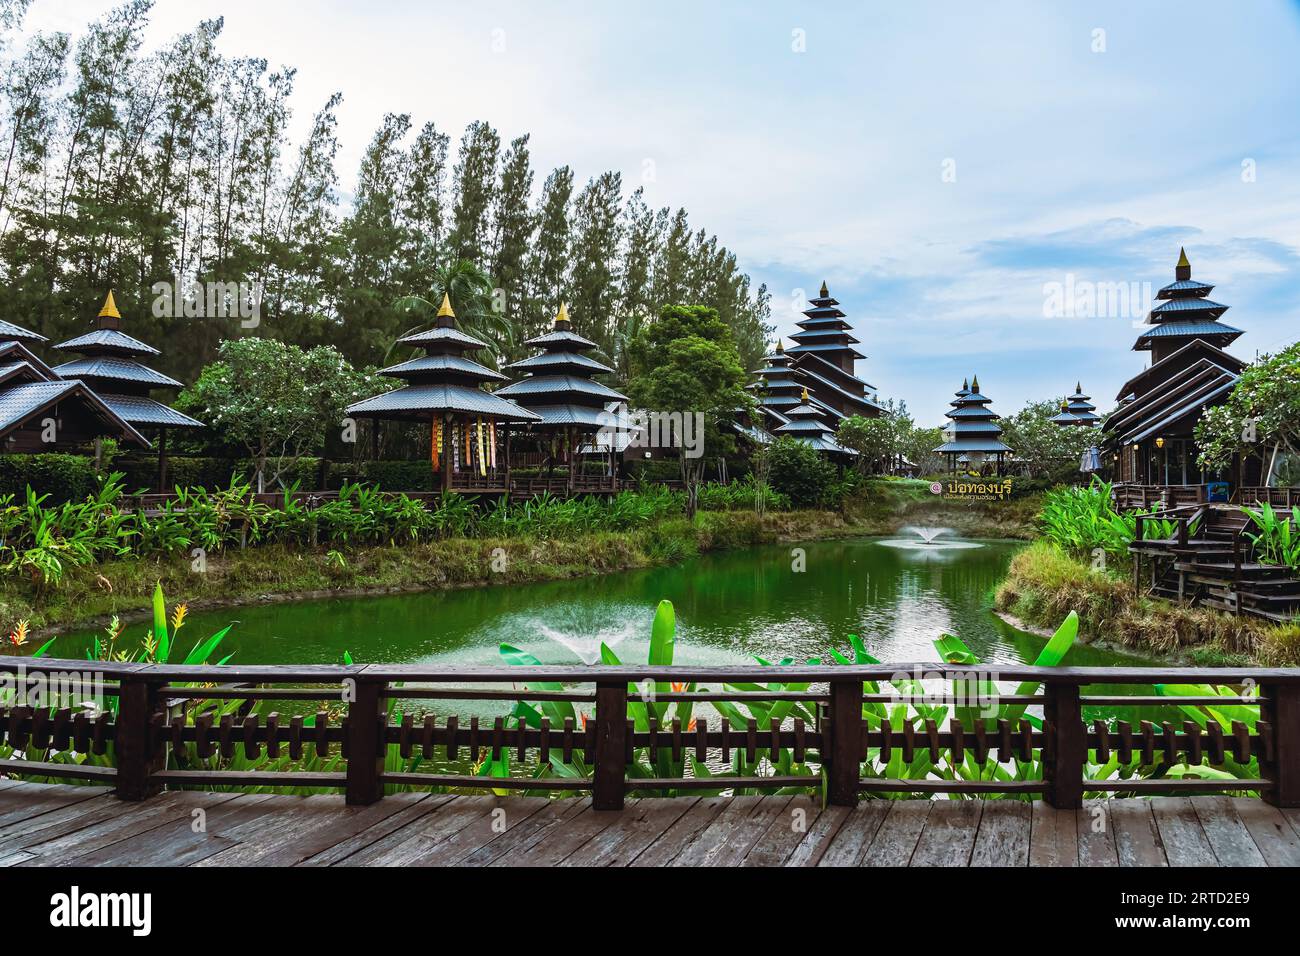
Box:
934;374;1011;472
1135;248;1243;364
783;282;882;421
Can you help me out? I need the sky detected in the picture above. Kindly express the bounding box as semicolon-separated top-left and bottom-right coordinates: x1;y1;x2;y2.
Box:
22;0;1300;424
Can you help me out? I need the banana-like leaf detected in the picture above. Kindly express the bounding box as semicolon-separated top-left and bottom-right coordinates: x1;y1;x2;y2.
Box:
152;582;169;663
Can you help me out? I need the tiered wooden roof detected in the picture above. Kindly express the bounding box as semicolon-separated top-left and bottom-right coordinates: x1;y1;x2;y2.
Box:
747;341;805;435
1134;248;1243;362
52;291;202;431
498;303;625;431
772;387;854;455
934;374;1012;461
1051;382;1100;426
0;324;149;452
784;282;882;420
348;294;540;424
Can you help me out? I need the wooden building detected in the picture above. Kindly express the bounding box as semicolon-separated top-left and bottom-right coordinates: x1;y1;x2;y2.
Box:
1051;382;1100;426
934;375;1011;473
771;387;854;457
0;316;149;455
51;292;202;487
497;303;626;494
346;293;540;493
1103;250;1255;490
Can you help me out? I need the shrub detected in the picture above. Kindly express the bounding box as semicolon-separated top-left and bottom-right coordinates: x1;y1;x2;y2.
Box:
766;437;836;509
0;454;99;503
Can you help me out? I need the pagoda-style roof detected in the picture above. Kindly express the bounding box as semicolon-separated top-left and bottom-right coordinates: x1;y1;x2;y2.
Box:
0;378;150;448
53;327;159;357
784;282;870;371
935;375;1011;455
1103;357;1239;445
1115;339;1246;403
0;318;46;344
349;293;539;423
1134;250;1244;353
53;356;184;389
1051;382;1101;426
772;388;855;455
497;304;626;433
49;291;201;430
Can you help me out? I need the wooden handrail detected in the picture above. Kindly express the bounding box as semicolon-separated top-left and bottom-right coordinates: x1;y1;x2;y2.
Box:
1;658;1296;811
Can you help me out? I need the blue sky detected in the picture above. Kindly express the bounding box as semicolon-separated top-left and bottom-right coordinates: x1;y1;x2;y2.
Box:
27;1;1300;423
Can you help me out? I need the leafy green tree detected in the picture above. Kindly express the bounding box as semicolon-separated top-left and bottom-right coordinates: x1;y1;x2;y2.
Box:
448;119;498;266
627;305;753;514
1000;399;1096;478
766;436;836;508
176;338;382;491
1196;342;1300;482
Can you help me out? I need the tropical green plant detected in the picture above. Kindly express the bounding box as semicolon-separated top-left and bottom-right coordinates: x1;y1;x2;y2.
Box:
1243;502;1300;572
1039;477;1190;565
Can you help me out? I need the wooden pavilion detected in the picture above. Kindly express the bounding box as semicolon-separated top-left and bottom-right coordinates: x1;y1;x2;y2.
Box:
784;282;883;422
934;375;1011;474
1103;250;1256;494
1050;382;1101;427
497;303;626;494
51;291;202;487
771;387;855;457
346;293;540;493
0;316;150;455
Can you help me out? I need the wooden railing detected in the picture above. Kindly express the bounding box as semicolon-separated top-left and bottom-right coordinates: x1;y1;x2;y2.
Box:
1;659;1296;810
1240;487;1299;508
1113;483;1207;512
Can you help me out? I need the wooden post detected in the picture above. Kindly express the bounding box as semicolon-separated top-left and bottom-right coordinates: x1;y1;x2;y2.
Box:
826;679;863;807
593;680;628;810
345;677;387;806
503;423;511;492
1043;682;1084;809
1261;683;1300;808
115;676;166;801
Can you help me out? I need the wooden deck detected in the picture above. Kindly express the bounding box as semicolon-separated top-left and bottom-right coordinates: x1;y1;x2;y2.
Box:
2;781;1299;867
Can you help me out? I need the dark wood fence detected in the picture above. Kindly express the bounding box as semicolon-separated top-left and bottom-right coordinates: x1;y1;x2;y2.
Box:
0;659;1296;811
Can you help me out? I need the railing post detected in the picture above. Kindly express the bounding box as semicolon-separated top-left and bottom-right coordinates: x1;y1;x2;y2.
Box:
345;677;387;806
115;675;166;801
826;679;863;807
1043;682;1084;809
593;680;628;810
1261;683;1300;808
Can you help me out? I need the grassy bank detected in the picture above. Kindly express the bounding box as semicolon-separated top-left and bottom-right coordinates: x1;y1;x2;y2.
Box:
1;478;1041;637
1;508;874;635
994;540;1300;665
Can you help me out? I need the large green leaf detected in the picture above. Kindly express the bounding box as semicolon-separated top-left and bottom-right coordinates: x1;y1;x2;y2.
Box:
152;582;169;663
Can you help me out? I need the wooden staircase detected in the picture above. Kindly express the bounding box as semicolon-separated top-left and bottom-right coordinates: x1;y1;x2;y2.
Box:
1130;503;1300;623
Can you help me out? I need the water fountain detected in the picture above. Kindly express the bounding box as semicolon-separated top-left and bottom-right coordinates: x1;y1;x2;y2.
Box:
878;525;984;552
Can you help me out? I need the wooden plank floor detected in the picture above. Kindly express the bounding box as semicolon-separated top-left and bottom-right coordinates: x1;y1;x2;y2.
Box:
1;782;1297;866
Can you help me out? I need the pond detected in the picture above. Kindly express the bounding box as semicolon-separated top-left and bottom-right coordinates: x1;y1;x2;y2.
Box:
52;534;1154;673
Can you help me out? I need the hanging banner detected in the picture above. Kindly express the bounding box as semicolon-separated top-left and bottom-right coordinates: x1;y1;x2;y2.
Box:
476;418;487;477
489;421;497;469
431;419;439;469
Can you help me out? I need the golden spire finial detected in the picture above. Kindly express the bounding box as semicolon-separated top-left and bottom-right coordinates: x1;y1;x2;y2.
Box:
775;339;784;354
436;292;455;318
1177;247;1190;269
555;301;569;326
1076;381;1082;393
819;280;829;297
99;290;120;320
971;373;980;391
801;387;809;402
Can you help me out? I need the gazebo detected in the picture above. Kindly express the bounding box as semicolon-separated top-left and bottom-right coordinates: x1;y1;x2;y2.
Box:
346;293;540;493
497;303;626;494
1051;382;1101;426
51;291;202;487
934;375;1011;474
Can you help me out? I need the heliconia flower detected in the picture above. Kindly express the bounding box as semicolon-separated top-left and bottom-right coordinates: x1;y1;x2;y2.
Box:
9;619;29;647
171;604;188;631
671;681;687;693
579;713;589;730
686;718;697;733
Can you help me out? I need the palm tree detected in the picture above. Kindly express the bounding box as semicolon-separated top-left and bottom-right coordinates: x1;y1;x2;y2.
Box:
389;260;518;368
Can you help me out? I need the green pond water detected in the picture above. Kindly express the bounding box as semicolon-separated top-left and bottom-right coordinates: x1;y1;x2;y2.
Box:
53;534;1154;674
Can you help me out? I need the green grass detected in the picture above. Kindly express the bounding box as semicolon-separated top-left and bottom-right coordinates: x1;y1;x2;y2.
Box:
994;540;1300;665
